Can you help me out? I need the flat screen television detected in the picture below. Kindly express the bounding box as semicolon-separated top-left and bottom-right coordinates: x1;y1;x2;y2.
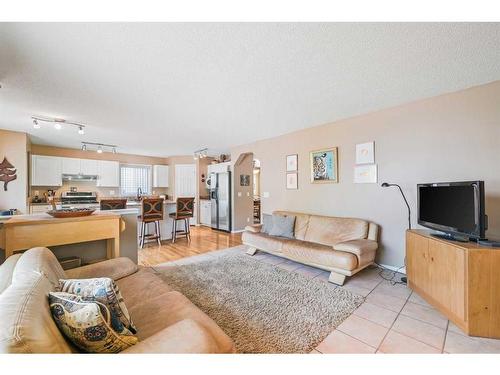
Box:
417;181;487;241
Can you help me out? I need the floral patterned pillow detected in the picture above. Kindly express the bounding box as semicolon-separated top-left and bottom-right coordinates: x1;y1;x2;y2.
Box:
49;292;138;353
58;278;137;335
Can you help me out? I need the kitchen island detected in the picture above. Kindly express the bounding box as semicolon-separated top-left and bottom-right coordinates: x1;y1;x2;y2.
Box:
0;211;121;260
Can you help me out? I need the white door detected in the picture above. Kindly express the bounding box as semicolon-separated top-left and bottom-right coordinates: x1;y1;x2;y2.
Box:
175;164;197;225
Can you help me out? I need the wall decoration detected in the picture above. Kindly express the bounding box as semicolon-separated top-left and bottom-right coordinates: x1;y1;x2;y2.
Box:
240;174;250;186
356;142;375;164
286;172;298;190
286;154;298;172
0;157;17;191
310;147;338;183
354;164;377;184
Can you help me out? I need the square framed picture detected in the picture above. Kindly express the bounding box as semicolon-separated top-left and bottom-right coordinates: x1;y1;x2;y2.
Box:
354;164;377;183
310;147;338;183
355;142;375;164
286;172;298;190
286;154;298;172
240;174;250;186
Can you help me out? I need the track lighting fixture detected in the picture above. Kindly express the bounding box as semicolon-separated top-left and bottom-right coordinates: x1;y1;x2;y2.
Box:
31;116;86;135
81;142;117;154
193;148;209;160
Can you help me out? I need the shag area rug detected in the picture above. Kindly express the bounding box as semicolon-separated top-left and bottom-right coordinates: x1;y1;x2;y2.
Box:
153;247;364;353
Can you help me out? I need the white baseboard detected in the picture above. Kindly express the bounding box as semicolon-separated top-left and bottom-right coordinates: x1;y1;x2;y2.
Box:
377;263;407;275
231;229;245;234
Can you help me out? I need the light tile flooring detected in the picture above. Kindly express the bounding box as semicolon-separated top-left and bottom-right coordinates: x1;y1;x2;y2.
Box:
249;249;500;354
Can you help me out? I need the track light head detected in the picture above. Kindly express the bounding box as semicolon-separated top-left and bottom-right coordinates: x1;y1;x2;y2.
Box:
78;126;85;135
33;119;40;129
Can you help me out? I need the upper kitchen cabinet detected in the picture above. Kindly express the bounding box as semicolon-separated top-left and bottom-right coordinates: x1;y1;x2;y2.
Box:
61;157;98;175
31;155;62;186
153;165;169;188
80;159;99;175
97;160;120;187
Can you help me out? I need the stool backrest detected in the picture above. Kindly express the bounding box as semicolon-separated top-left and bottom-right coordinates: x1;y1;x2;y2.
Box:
141;198;164;221
176;197;195;217
100;199;127;210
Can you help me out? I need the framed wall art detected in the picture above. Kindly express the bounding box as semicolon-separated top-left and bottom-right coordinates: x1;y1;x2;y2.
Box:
310;147;338;183
355;141;375;164
286;172;298;190
286;154;298;172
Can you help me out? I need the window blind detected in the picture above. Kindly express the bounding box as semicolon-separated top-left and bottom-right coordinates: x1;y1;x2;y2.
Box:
120;164;152;196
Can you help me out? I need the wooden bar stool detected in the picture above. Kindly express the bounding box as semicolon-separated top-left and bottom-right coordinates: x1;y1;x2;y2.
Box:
100;199;127;210
169;197;195;243
138;197;164;248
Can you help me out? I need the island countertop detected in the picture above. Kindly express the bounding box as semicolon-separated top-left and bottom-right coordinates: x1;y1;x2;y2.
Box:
2;211;122;227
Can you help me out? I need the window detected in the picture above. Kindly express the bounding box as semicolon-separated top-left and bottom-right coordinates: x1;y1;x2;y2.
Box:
120;164;152;196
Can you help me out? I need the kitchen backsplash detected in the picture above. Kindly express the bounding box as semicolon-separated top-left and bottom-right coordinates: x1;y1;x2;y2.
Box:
30;180;168;201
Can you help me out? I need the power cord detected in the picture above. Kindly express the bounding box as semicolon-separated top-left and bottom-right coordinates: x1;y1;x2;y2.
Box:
373;262;407;286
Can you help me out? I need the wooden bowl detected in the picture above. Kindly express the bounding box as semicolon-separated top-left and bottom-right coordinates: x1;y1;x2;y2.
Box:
47;208;96;218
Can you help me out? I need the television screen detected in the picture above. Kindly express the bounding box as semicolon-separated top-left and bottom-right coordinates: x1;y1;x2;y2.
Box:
418;181;485;239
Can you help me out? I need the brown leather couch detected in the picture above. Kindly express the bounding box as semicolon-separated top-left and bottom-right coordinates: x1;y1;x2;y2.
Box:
0;247;235;353
242;211;379;285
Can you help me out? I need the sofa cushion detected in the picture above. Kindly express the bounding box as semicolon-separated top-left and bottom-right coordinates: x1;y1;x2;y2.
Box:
269;214;295;238
261;214;273;234
0;254;22;294
0;271;73;353
282;240;358;271
304;216;368;246
125;289;234;353
13;247;66;287
49;292;137;353
241;231;293;254
59;278;137;335
274;211;311;241
64;257;138;281
121;319;221;354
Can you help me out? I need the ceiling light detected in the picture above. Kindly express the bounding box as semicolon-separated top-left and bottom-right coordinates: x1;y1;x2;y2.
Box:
78;126;85;135
81;144;87;151
112;147;117;154
33;119;40;129
54;123;62;130
97;146;103;154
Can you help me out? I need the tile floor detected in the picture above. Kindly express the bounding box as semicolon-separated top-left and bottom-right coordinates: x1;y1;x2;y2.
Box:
247;249;500;354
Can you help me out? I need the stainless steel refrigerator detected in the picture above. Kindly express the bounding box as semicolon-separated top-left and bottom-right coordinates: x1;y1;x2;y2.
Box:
210;171;231;232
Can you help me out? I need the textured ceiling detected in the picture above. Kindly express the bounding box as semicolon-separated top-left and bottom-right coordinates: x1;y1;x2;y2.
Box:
0;23;499;157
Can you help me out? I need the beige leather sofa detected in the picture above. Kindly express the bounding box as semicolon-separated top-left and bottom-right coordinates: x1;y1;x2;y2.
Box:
0;247;235;353
242;211;379;285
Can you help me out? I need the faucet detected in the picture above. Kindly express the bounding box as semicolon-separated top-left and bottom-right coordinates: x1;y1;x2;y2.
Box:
137;187;143;201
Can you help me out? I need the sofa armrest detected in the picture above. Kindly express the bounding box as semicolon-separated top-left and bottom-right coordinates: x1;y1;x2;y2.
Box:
121;319;224;354
64;257;138;281
244;224;263;233
333;239;378;257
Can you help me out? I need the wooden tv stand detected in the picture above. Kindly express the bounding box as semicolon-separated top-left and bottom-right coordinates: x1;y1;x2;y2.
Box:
406;229;500;338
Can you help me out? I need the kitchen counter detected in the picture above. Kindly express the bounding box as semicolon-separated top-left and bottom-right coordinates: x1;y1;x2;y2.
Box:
1;211;122;260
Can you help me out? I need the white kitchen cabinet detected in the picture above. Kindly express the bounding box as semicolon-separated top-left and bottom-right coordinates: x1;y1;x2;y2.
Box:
153;165;169;187
80;159;99;175
31;155;62;186
61;157;81;175
200;199;212;226
96;160;120;187
61;157;98;175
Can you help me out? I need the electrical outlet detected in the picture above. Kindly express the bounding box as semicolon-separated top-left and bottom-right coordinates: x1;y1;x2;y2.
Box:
238;192;242;197
246;192;250;197
34;190;39;196
263;192;270;198
247;217;250;222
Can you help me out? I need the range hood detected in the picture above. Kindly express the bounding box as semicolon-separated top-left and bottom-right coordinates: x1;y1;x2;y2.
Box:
62;174;98;182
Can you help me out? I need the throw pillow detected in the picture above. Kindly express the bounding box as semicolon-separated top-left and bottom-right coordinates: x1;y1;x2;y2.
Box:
49;292;138;353
269;214;296;238
59;278;137;335
261;213;273;234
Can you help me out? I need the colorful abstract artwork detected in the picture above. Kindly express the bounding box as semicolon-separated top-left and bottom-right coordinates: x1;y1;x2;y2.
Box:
310;147;338;183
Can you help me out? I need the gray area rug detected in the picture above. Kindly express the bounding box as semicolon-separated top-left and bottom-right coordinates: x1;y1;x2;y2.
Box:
153;247;364;353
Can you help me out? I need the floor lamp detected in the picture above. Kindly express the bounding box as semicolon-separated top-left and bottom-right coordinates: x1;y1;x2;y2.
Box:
381;182;410;284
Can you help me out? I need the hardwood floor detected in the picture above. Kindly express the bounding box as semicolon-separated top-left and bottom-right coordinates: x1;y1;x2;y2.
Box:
138;225;243;266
